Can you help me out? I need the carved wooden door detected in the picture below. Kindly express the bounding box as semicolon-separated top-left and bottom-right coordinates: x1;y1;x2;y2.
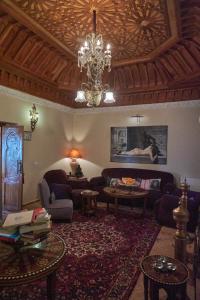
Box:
2;126;23;211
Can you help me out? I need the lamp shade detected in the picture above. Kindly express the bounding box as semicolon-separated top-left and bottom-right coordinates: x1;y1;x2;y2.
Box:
104;92;115;103
75;90;86;103
68;149;81;159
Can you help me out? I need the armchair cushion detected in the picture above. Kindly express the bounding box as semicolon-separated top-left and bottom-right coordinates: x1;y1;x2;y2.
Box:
44;169;69;191
39;179;73;221
47;199;73;220
51;183;72;199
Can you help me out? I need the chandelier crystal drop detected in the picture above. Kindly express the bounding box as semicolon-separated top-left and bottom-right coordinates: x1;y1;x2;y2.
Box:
75;10;115;107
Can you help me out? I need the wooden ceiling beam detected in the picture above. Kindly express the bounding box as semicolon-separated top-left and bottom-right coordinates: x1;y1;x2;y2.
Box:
14;34;35;63
0;56;57;87
42;56;61;79
4;27;28;59
0;0;75;59
52;60;68;82
0;22;16;49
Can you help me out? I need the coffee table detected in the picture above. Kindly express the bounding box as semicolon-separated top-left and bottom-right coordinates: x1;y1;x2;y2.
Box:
103;186;149;215
0;232;66;300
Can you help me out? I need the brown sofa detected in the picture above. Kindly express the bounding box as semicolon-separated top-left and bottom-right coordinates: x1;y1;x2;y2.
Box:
90;168;174;208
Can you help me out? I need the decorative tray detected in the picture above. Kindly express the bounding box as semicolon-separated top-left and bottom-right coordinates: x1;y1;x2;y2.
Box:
152;256;176;273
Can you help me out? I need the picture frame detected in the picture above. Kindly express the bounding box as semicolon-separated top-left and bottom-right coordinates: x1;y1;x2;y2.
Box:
111;126;168;165
24;130;32;141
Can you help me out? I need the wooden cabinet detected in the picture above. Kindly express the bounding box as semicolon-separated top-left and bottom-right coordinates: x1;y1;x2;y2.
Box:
0;124;24;218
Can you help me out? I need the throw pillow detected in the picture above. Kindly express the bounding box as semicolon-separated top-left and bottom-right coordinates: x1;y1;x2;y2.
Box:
150;179;161;191
140;179;151;190
140;179;161;191
51;183;72;199
109;178;120;187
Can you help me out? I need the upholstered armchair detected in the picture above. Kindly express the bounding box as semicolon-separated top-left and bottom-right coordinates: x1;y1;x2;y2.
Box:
43;169;89;209
39;179;73;221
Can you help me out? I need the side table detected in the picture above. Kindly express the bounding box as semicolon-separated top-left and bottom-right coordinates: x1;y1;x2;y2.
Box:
140;255;189;300
0;233;66;300
81;190;99;215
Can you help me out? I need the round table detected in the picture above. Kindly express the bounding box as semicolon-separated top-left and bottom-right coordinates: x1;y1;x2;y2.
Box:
81;189;99;215
140;255;189;300
103;186;149;215
0;232;66;300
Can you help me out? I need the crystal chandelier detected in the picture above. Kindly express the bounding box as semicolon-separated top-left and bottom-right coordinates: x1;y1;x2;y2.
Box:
75;10;115;107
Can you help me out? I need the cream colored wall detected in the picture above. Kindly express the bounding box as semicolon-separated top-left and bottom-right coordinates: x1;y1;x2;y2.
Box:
0;89;73;204
1;86;200;205
73;104;200;189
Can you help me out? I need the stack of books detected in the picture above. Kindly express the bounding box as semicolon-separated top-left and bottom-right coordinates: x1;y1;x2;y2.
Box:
0;227;20;243
0;208;51;245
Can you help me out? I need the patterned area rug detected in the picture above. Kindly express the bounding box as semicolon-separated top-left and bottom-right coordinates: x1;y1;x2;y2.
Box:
0;209;160;300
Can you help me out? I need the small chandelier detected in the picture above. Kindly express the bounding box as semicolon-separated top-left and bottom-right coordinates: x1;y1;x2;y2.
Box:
75;10;115;107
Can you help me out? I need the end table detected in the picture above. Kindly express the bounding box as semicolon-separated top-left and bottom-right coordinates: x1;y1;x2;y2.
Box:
81;190;99;215
140;255;189;300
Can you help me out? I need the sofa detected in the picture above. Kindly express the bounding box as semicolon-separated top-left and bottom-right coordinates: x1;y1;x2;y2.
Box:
90;168;174;208
155;189;200;232
43;169;89;208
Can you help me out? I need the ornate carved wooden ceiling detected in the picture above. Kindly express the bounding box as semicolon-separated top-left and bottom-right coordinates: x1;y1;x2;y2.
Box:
8;0;178;64
0;0;200;108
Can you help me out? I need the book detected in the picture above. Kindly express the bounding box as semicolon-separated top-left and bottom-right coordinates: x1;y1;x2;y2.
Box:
21;231;49;240
3;210;34;228
20;235;48;245
0;226;18;236
32;208;49;223
0;232;20;243
19;220;51;234
3;208;50;228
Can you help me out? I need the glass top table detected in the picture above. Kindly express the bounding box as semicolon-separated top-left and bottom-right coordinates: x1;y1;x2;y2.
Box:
0;232;66;299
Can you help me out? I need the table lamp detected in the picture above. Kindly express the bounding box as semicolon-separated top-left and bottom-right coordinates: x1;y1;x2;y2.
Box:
68;149;81;176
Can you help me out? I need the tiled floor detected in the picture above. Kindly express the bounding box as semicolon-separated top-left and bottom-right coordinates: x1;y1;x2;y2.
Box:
130;226;197;300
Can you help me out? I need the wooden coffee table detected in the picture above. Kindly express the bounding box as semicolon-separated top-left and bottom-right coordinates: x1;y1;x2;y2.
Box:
0;232;66;300
103;186;149;215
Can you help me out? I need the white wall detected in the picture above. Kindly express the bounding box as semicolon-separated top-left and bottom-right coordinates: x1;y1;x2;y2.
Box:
73;103;200;190
1;85;200;205
0;86;73;204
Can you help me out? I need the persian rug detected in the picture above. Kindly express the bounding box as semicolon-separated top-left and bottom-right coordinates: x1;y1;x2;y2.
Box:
0;209;160;300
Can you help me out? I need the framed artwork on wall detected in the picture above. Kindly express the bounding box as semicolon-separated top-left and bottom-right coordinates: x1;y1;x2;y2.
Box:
111;126;168;164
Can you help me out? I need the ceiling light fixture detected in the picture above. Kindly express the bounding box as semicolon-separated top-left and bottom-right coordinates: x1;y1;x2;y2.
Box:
75;10;115;107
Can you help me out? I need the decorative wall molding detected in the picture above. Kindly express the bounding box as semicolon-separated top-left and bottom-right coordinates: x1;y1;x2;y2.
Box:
0;85;73;113
1;85;200;116
73;99;200;115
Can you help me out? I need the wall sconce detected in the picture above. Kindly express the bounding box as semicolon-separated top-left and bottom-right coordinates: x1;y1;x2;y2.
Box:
29;104;39;131
68;149;81;176
131;114;144;125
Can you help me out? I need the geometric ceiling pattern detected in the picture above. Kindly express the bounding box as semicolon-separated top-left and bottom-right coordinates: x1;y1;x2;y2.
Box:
0;0;200;108
11;0;173;63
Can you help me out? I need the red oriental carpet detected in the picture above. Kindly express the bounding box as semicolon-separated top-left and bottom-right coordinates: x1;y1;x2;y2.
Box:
0;209;160;300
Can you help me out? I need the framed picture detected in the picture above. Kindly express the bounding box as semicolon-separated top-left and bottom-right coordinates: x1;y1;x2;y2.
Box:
111;126;168;164
24;131;32;141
